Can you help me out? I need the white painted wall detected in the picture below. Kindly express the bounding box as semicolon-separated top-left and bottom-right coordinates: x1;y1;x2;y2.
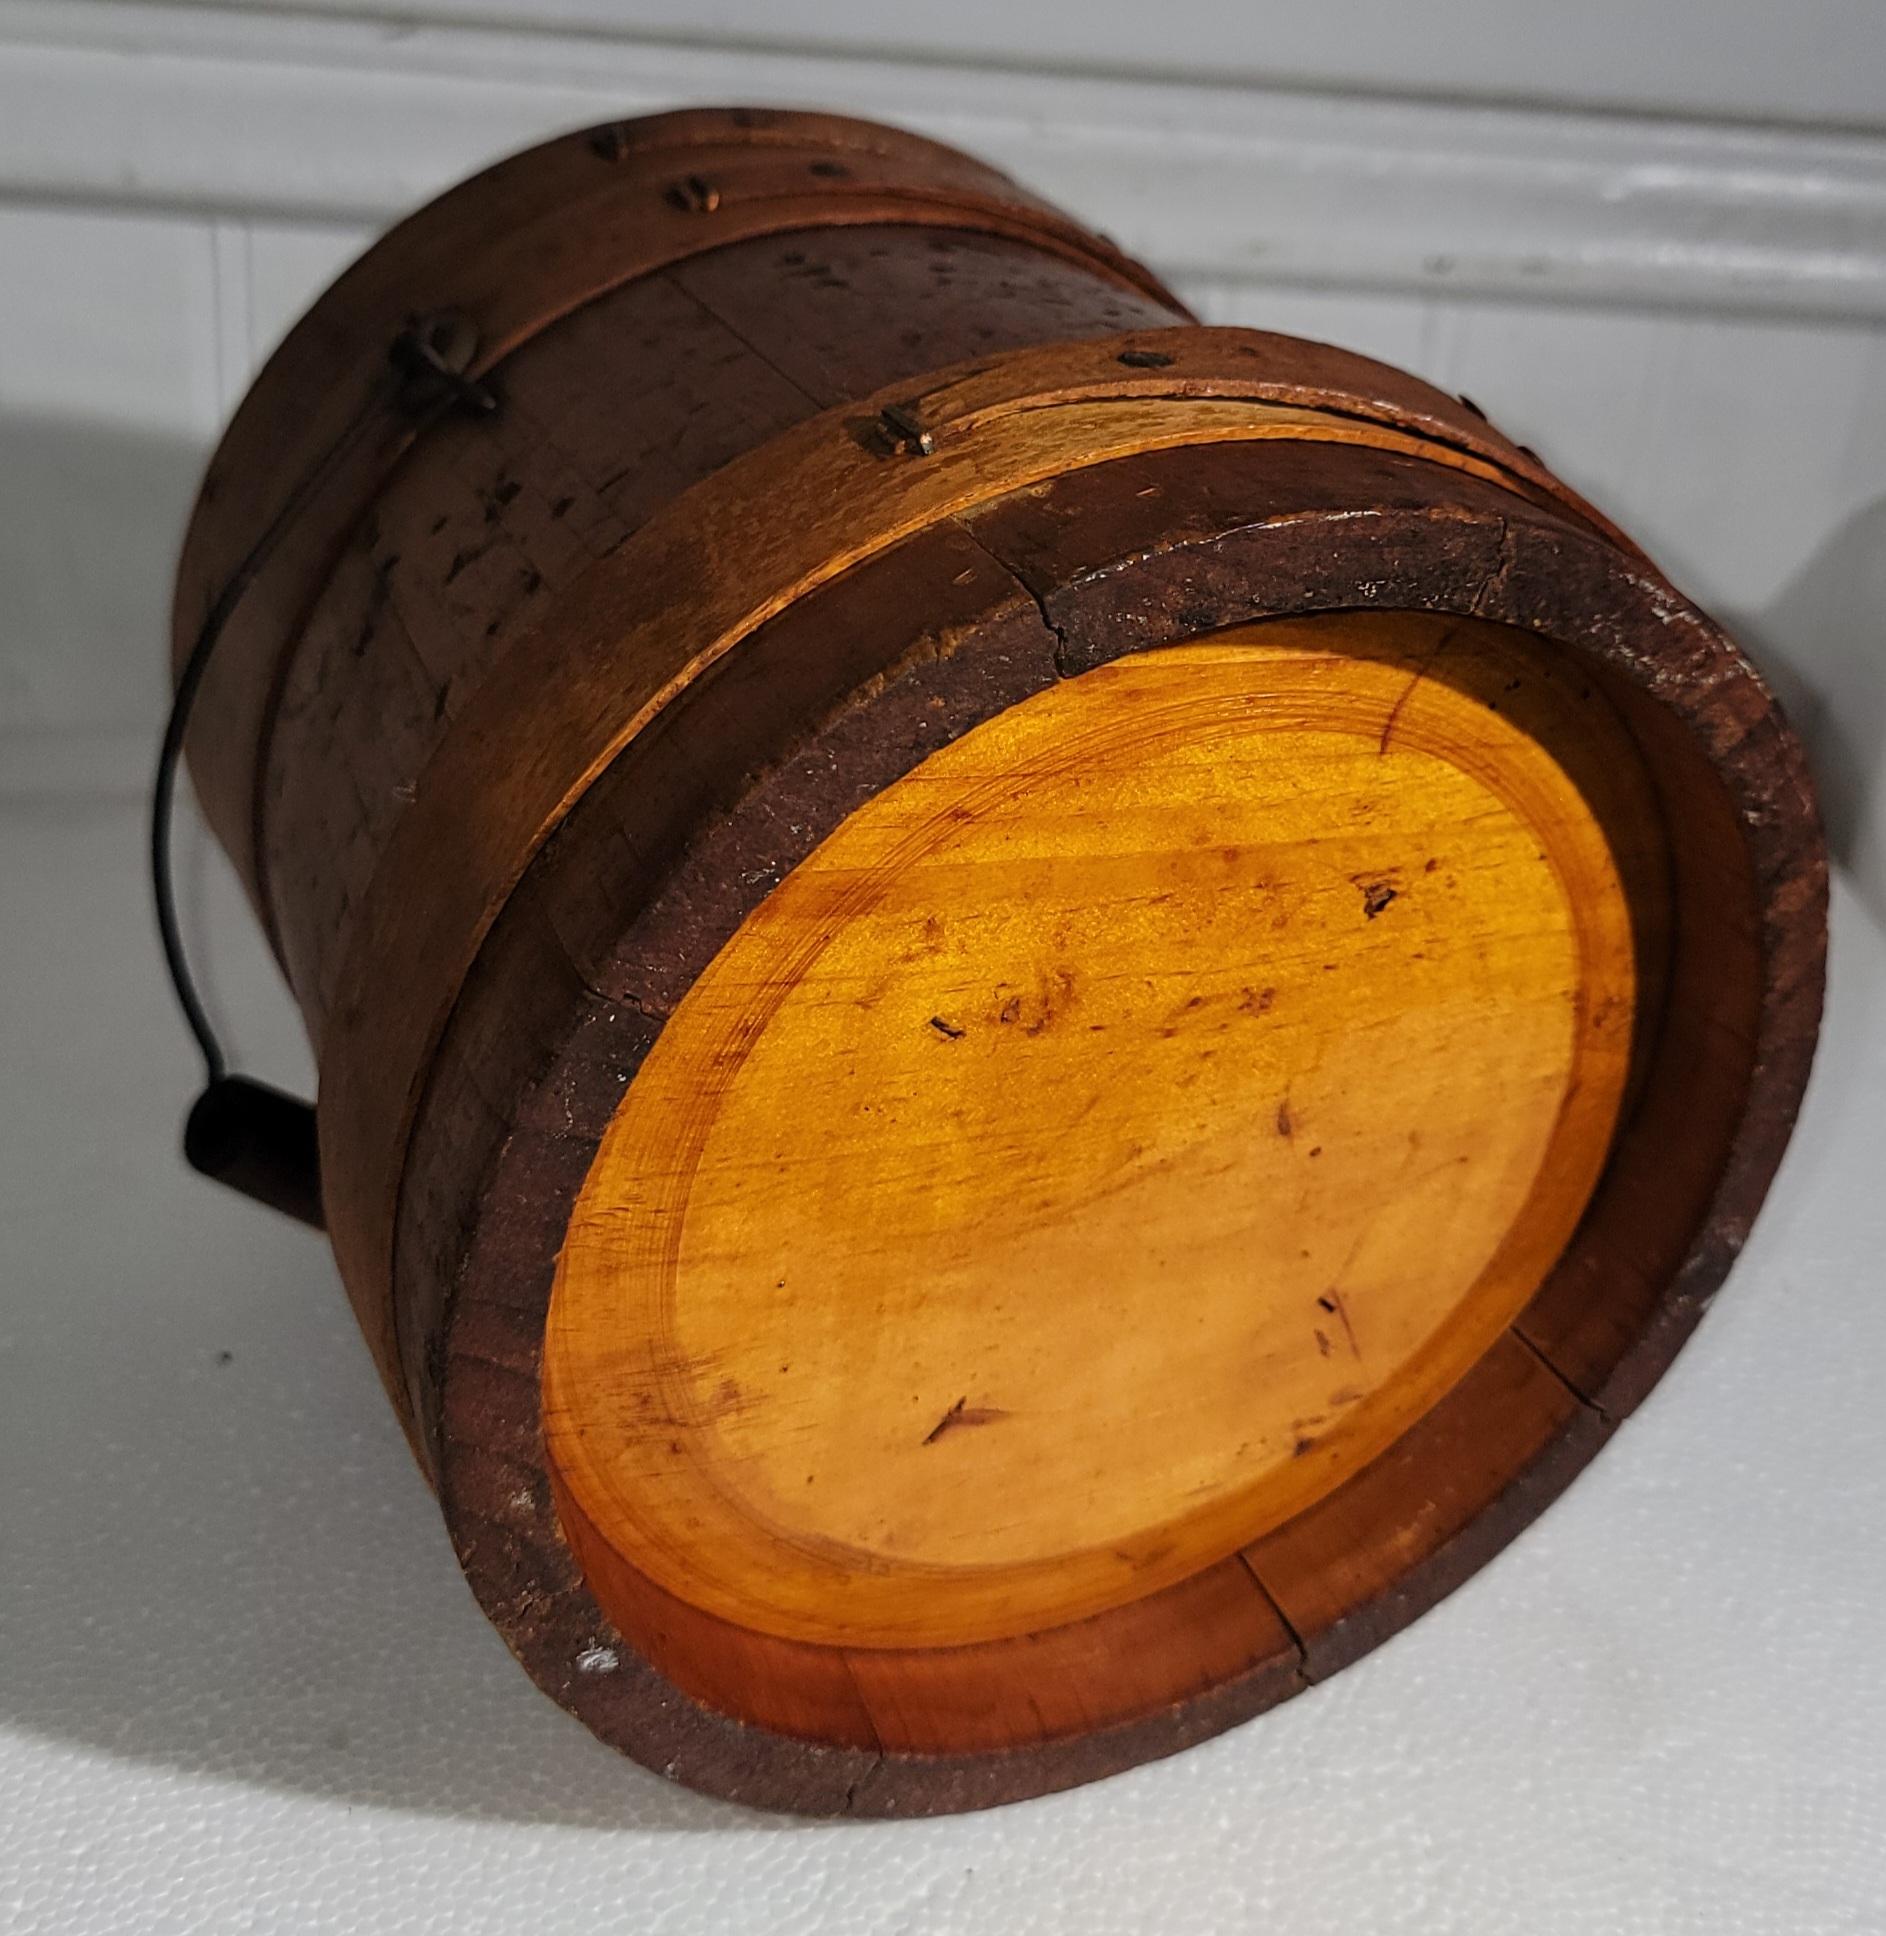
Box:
2;0;1883;903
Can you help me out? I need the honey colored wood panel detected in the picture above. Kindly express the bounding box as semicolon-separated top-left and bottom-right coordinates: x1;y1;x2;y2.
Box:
543;619;1643;1652
412;422;1815;1812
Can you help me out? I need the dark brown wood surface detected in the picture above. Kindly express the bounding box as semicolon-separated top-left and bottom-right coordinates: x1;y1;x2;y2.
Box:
175;107;1183;926
261;227;1182;1031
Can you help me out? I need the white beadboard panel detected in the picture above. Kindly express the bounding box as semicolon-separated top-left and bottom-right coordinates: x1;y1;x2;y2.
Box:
236;219;372;407
246;224;367;344
1;3;1882;908
0;202;373;739
0;202;221;433
1189;286;1437;380
2;3;1886;321
63;0;1886;128
1770;503;1886;922
0;402;205;736
0;203;221;736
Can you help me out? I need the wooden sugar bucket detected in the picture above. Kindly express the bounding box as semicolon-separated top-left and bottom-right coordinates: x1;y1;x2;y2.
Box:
170;107;1825;1815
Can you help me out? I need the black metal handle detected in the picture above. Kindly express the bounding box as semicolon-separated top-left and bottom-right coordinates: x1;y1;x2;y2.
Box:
154;313;494;1229
184;1077;324;1229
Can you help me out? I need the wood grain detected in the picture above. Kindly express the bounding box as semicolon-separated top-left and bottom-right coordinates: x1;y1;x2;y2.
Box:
261;228;1179;1032
315;341;1600;1420
421;429;1817;1807
173;107;1182;924
167;108;1826;1815
543;619;1646;1653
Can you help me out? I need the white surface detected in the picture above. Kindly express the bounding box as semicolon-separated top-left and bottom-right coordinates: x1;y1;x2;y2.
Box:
2;799;1884;1933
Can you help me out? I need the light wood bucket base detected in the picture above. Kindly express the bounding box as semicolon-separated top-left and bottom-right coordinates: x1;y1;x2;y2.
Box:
547;616;1645;1656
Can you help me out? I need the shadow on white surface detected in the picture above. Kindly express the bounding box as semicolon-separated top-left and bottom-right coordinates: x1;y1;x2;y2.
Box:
0;415;205;747
0;407;734;1827
0;791;746;1833
1738;494;1886;931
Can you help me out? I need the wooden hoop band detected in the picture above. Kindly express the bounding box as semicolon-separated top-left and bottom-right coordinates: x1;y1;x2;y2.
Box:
313;325;1628;1442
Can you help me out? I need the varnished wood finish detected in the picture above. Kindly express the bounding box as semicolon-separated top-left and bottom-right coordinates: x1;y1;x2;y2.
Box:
263;231;1179;1037
171;110;1826;1816
544;621;1647;1661
316;336;1621;1417
175;108;1182;926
